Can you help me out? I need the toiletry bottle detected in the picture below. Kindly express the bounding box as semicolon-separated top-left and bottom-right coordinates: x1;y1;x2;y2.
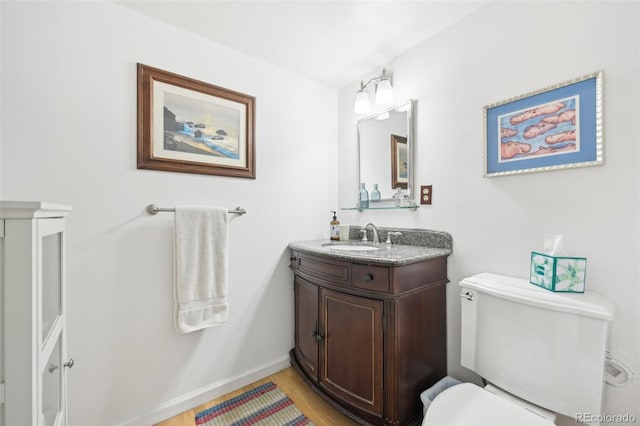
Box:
393;187;403;206
371;184;381;202
330;211;340;240
359;183;369;209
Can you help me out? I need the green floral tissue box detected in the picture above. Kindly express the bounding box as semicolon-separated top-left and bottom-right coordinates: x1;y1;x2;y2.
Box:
530;251;586;293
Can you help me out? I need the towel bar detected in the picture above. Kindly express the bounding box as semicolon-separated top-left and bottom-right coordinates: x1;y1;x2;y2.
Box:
146;204;246;216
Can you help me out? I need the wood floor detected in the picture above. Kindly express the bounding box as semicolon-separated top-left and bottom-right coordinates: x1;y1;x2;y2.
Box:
155;367;358;426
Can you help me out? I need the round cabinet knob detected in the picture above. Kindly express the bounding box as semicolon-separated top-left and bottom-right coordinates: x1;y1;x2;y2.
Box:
64;358;75;369
362;274;373;282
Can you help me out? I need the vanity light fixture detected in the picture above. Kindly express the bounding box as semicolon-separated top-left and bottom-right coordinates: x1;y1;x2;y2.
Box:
354;68;394;114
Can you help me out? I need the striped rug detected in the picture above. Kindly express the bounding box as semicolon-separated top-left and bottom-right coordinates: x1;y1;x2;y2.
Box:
195;382;315;426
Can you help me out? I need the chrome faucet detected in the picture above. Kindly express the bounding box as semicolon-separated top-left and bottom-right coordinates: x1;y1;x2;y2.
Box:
362;222;380;243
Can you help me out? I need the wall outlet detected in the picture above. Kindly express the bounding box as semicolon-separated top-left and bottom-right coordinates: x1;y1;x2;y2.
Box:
420;185;433;205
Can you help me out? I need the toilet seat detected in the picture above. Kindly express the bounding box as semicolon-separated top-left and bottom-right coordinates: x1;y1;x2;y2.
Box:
422;383;554;425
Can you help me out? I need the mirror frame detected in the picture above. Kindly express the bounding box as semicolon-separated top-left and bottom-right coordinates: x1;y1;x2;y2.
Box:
356;99;415;206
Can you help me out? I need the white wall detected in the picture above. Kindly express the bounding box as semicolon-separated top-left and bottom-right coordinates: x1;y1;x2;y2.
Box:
1;2;337;425
339;1;639;423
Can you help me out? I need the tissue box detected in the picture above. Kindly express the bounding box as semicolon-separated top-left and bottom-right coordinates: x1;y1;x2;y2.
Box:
530;251;586;293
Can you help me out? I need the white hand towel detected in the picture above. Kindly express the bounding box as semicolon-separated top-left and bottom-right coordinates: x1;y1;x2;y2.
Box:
174;206;229;334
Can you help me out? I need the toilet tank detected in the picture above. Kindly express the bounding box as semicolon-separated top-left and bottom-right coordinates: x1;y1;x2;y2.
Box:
460;273;615;419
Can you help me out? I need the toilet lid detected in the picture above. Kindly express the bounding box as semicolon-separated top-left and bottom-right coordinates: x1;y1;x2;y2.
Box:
423;383;554;426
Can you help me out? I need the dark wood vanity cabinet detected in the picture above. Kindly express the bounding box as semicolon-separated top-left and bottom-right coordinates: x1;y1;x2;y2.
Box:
290;250;449;426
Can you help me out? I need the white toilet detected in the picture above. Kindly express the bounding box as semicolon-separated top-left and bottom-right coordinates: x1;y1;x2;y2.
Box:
423;272;615;426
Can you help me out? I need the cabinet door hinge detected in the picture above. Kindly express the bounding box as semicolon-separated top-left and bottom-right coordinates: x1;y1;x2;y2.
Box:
0;382;5;404
0;219;4;238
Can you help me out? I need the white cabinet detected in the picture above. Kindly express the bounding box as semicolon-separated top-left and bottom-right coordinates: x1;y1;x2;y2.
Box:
1;201;72;426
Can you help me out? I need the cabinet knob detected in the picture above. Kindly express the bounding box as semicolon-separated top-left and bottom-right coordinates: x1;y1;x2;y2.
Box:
64;358;75;369
362;274;373;282
48;363;59;373
311;320;325;343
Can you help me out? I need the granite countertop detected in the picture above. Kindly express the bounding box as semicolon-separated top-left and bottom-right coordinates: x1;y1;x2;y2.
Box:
288;239;452;266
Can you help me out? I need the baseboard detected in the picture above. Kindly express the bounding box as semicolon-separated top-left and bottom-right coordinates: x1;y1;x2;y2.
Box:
115;355;291;426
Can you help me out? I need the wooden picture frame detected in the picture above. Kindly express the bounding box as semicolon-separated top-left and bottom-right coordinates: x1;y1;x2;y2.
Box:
391;134;408;189
137;63;255;178
483;70;603;177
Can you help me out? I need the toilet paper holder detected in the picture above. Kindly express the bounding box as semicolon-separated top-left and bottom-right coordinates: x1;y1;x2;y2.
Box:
605;351;634;388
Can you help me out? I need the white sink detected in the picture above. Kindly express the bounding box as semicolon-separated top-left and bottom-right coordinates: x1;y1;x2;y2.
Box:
322;244;380;251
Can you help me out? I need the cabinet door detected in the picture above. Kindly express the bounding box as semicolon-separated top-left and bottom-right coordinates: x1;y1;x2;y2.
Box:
294;277;319;380
319;288;384;417
41;334;63;426
38;218;68;426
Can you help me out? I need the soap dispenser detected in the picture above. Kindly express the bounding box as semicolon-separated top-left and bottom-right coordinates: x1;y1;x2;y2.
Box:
330;211;340;240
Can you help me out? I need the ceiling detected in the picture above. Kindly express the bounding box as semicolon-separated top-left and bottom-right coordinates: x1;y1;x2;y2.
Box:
117;1;488;88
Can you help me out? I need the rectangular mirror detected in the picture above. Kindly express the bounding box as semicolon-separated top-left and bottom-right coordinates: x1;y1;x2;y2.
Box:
357;100;414;205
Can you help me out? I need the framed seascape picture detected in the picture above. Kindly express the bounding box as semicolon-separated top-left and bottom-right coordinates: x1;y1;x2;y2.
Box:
391;134;408;189
483;70;603;177
137;63;255;178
